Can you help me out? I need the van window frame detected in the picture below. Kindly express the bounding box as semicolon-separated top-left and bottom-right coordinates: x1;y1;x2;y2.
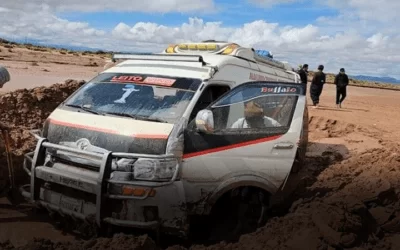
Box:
188;83;231;123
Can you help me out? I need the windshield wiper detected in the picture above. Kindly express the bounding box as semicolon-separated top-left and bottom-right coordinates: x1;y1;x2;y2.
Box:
133;115;169;123
64;104;101;115
102;112;168;123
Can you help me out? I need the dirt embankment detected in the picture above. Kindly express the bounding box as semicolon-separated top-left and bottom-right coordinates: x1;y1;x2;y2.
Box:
0;79;85;190
0;81;400;250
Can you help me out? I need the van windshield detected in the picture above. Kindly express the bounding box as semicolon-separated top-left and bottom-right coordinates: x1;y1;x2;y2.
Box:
63;73;202;124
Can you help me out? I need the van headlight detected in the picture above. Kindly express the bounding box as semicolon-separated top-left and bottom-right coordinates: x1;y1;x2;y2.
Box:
133;158;178;181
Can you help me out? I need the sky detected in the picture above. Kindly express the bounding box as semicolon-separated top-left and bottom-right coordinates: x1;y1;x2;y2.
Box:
0;0;399;78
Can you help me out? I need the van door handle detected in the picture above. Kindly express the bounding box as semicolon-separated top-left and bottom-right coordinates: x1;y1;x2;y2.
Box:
273;142;294;149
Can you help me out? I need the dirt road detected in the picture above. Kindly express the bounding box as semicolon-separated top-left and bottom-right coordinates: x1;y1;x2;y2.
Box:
307;83;400;142
0;43;105;93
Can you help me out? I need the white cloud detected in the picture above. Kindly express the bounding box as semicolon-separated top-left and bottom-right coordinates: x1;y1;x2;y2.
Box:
322;0;400;23
0;1;399;78
110;18;321;55
311;0;399;77
367;33;389;49
0;7;10;12
317;0;400;37
0;5;105;45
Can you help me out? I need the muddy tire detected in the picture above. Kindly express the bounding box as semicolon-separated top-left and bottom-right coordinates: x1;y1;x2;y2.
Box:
206;187;269;244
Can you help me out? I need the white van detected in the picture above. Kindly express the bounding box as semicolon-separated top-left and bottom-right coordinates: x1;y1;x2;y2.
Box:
21;41;309;241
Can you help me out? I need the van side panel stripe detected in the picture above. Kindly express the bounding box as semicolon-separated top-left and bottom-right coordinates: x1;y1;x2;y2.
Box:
182;134;282;159
182;126;289;159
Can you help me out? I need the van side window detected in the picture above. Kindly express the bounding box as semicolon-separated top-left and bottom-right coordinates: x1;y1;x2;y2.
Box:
210;85;299;131
215;96;297;130
189;85;230;122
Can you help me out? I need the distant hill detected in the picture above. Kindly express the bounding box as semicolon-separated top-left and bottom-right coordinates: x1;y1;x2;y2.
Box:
0;37;114;53
349;75;400;84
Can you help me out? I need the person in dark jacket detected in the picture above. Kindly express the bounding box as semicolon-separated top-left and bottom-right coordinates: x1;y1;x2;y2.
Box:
334;68;349;108
297;64;308;86
310;64;326;108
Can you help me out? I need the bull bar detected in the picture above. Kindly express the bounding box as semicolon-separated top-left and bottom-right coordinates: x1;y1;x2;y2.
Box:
20;129;181;230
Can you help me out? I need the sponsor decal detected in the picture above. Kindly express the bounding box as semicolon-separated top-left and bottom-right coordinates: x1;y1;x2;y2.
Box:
261;86;298;94
110;75;176;87
94;73;201;91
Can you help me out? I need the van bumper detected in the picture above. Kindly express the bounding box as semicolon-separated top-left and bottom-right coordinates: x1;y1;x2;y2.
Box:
20;130;187;237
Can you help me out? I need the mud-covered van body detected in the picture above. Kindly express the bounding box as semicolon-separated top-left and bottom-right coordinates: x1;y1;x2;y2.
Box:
20;42;308;238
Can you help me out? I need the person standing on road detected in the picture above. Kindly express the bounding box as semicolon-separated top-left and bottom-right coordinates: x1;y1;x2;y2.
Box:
334;68;349;108
310;64;326;108
298;64;309;86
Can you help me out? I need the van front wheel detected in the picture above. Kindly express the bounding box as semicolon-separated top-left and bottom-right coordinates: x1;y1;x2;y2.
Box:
206;187;270;243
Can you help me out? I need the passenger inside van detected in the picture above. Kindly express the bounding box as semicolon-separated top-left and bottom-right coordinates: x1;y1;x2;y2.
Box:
231;100;281;129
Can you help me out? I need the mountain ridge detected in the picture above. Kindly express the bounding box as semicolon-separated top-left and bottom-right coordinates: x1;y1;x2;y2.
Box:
349;75;400;84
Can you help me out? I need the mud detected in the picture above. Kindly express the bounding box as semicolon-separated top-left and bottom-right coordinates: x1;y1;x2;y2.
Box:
1;82;400;250
0;79;85;191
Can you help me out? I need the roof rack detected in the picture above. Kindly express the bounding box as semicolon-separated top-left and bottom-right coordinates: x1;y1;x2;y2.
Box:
112;53;205;65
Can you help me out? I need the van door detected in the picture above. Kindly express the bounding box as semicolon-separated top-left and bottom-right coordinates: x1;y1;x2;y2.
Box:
181;81;306;207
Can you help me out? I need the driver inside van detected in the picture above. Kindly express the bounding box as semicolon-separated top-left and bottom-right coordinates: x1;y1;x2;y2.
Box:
231;100;281;129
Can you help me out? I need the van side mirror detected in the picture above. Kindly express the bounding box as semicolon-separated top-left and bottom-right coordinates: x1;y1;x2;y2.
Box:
195;109;214;133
